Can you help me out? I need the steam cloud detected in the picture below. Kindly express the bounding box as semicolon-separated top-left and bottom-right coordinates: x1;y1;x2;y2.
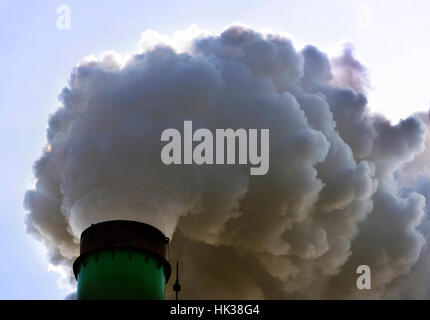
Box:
24;25;430;299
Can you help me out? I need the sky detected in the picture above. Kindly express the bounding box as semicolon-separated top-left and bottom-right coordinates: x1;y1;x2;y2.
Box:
1;0;430;299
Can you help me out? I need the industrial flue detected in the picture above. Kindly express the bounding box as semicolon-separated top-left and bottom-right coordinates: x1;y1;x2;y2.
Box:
73;220;171;299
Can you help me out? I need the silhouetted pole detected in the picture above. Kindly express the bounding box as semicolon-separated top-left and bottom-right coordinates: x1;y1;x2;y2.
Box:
173;261;181;300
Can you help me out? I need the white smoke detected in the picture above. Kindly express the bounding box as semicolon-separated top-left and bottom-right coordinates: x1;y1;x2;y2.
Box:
24;24;430;299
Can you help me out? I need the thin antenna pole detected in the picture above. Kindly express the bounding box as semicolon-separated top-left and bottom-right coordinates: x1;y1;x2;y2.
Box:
173;261;181;300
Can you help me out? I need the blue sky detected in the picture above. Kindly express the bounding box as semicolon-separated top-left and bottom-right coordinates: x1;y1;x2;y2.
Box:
1;0;429;299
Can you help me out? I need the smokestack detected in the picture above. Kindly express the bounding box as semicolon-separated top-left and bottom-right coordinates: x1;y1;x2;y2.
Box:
72;220;171;300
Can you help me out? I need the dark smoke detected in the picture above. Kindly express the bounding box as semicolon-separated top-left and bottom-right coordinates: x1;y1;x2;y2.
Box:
24;25;430;299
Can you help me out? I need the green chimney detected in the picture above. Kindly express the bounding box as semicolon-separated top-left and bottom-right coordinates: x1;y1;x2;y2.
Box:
73;220;171;300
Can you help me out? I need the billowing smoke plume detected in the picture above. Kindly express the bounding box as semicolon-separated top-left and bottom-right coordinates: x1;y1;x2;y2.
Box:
24;25;430;299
